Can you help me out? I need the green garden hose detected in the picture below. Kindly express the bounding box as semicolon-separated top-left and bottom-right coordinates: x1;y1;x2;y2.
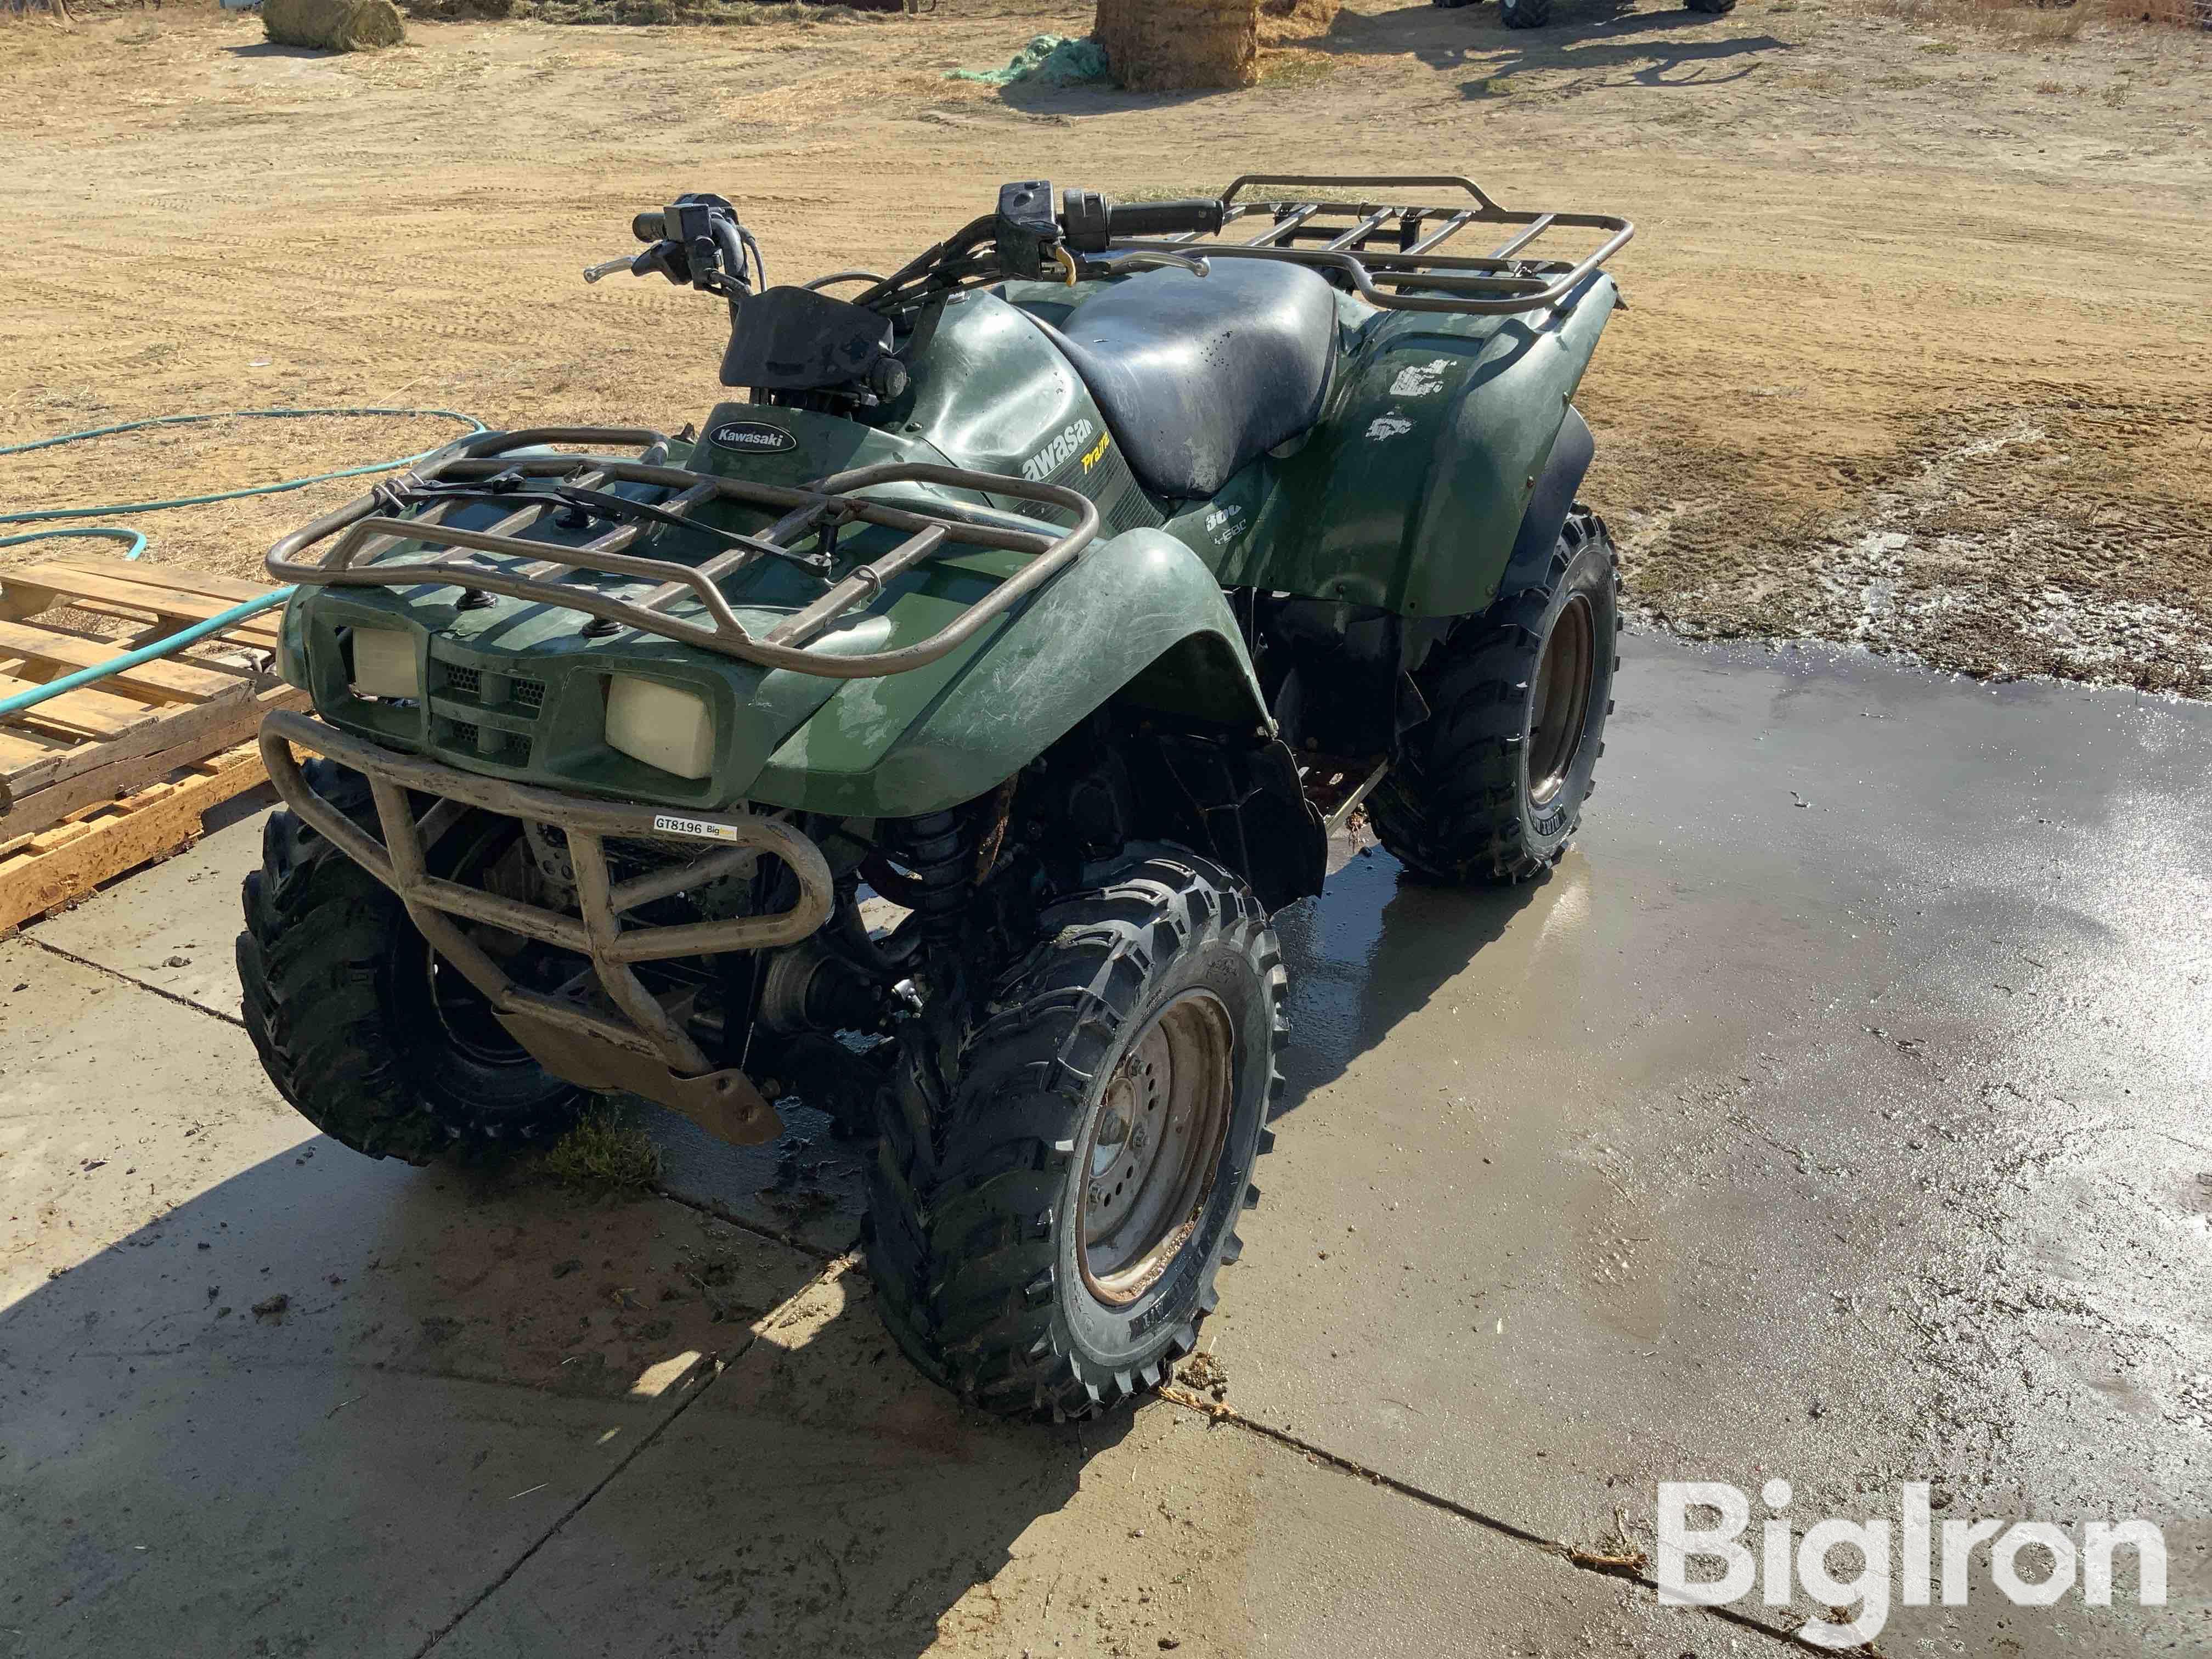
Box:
0;406;487;546
0;407;486;720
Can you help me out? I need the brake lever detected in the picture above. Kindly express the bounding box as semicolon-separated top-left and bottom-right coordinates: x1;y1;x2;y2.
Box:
1095;250;1211;280
583;240;695;287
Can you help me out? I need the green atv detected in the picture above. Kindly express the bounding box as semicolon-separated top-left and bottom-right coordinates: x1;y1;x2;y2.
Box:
237;174;1631;1420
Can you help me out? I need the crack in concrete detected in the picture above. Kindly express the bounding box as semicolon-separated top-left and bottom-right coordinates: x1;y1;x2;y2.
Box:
16;933;247;1030
1154;1385;1835;1654
411;1254;843;1658
648;1182;856;1266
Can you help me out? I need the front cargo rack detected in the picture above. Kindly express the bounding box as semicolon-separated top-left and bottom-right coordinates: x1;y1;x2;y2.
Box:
1114;173;1633;317
266;427;1101;679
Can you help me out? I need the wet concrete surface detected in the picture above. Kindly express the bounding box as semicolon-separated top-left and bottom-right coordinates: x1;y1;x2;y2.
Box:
2;631;2207;1655
1235;636;2212;1650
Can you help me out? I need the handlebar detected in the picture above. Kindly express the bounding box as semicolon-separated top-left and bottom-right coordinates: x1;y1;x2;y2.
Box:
1101;199;1227;240
589;184;1231;313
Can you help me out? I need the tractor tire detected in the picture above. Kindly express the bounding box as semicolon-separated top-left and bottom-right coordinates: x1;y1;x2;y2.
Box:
1500;0;1553;25
1370;507;1619;885
236;758;586;1164
1686;0;1738;10
864;848;1286;1421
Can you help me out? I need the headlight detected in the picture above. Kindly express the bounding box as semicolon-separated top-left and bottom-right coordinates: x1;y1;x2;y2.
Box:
349;629;420;700
605;675;714;780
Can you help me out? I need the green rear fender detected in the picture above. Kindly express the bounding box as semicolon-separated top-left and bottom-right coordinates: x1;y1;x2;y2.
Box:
747;528;1265;817
1240;273;1618;619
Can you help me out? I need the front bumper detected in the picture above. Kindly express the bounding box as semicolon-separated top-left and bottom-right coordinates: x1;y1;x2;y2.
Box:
259;710;834;1144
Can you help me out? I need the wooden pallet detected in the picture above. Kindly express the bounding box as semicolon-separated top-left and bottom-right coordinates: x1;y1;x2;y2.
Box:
0;740;278;933
0;556;308;924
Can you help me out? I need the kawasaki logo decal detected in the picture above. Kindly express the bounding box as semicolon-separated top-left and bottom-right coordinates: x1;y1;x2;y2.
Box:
707;421;797;454
1021;418;1098;483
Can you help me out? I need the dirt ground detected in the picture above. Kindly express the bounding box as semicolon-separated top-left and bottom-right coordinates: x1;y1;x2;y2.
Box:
3;0;2208;691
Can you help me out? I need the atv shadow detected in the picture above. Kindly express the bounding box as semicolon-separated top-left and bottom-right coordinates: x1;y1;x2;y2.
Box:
991;2;1787;126
1284;0;1791;101
1266;836;1547;1123
0;1139;1120;1656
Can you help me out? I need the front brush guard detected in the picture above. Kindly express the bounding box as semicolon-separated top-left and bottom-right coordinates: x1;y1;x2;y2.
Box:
260;710;834;1144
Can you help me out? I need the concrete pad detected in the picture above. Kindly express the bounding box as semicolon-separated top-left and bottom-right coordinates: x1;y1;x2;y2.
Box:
0;944;824;1656
26;793;277;1022
1208;636;2211;1652
439;1262;1724;1658
20;795;870;1250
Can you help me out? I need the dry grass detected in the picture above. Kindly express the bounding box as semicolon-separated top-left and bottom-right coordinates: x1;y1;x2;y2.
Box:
2102;0;2207;24
541;1107;664;1195
1874;0;2209;37
1258;46;1336;86
1864;0;2091;42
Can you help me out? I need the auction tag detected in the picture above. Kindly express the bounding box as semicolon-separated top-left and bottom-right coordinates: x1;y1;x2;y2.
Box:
653;813;742;844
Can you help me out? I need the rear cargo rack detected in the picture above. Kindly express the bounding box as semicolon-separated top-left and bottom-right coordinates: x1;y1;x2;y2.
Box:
1115;173;1632;317
266;428;1101;679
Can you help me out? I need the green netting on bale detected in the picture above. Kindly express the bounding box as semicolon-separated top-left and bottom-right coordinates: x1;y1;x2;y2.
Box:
947;33;1109;87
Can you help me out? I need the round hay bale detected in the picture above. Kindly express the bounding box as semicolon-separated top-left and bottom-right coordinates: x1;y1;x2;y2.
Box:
1095;0;1257;92
264;0;406;50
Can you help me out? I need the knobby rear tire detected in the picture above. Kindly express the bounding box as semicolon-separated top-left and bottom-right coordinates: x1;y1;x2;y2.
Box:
864;848;1286;1421
1370;507;1620;886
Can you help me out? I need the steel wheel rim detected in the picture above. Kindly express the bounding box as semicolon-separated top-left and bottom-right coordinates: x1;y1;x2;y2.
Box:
1528;594;1595;806
400;830;543;1070
1076;990;1236;1306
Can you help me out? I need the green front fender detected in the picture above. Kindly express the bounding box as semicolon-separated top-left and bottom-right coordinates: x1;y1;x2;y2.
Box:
747;528;1266;817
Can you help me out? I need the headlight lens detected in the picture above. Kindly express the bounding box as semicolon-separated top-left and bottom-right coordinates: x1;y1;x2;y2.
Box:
605;675;714;780
349;628;420;700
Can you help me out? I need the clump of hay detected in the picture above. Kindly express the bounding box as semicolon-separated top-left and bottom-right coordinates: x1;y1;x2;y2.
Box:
1260;0;1339;43
541;1107;664;1195
1095;0;1258;90
264;0;406;48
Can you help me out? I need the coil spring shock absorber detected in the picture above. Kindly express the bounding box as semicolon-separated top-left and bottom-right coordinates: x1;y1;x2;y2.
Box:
894;810;969;949
867;810;973;996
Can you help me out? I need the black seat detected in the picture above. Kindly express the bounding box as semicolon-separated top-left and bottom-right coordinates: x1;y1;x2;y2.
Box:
1039;260;1337;501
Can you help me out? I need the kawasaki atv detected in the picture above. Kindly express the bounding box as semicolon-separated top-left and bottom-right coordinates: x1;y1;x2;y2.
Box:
238;173;1631;1420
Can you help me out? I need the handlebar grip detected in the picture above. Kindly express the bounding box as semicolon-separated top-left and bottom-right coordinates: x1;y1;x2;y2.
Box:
633;211;667;245
1104;199;1227;240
